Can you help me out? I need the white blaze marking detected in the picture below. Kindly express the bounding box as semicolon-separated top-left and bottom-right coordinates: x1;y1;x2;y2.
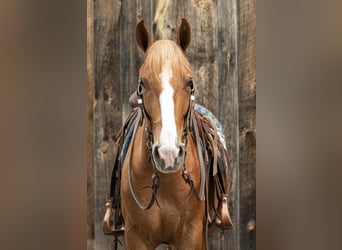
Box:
159;60;177;147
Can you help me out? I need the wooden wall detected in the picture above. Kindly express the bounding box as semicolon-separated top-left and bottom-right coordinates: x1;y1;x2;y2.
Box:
87;0;255;249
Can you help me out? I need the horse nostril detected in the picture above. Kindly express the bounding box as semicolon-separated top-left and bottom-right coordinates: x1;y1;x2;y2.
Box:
152;145;159;159
178;144;185;158
152;145;165;169
175;144;185;166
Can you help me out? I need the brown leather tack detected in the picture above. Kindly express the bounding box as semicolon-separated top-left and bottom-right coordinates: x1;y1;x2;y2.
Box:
102;200;125;236
221;194;233;229
103;200;114;234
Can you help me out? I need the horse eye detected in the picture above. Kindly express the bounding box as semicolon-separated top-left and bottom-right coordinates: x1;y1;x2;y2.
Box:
186;78;194;92
137;78;145;95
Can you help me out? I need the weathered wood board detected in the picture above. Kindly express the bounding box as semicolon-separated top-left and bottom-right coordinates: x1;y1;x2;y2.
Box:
237;0;256;248
87;0;256;249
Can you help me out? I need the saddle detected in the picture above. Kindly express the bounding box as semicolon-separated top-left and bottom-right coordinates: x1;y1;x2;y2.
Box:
103;95;233;241
191;107;234;229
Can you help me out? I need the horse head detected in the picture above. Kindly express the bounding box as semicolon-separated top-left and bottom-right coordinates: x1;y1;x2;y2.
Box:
135;19;195;174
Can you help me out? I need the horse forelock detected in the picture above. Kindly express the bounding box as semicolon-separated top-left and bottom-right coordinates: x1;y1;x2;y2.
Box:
139;40;192;85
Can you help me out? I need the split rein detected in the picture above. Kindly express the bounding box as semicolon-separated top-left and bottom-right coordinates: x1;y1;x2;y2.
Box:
127;78;201;210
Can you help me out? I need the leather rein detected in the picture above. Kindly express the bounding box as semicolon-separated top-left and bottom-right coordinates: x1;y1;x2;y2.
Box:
127;78;204;210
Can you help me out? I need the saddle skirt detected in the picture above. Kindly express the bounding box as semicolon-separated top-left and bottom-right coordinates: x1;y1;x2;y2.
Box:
103;104;233;237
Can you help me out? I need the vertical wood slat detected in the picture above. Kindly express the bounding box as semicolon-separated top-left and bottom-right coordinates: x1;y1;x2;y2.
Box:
238;0;256;249
87;0;94;249
92;0;122;249
216;0;240;249
88;0;256;249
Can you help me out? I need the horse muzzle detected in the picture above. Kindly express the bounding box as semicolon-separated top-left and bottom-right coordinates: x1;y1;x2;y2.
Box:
152;143;185;173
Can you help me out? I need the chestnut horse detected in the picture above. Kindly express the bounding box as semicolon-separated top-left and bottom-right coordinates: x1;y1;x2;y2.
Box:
120;19;206;249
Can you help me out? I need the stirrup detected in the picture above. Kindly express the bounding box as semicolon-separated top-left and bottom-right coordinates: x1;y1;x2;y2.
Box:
102;200;125;236
215;194;233;229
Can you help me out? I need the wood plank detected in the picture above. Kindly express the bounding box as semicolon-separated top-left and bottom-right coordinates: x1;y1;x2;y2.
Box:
238;0;256;249
87;0;94;248
93;0;122;249
216;0;240;249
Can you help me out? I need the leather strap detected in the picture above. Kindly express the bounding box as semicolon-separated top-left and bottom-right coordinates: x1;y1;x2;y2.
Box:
126;108;160;210
203;116;218;176
191;114;206;200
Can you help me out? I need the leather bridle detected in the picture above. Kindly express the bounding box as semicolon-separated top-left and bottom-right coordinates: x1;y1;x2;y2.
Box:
127;77;202;210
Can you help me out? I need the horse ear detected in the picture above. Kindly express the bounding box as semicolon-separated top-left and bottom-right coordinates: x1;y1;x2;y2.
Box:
136;20;152;53
176;18;191;52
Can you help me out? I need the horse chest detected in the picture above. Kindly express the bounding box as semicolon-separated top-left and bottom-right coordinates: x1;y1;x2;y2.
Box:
138;200;201;239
